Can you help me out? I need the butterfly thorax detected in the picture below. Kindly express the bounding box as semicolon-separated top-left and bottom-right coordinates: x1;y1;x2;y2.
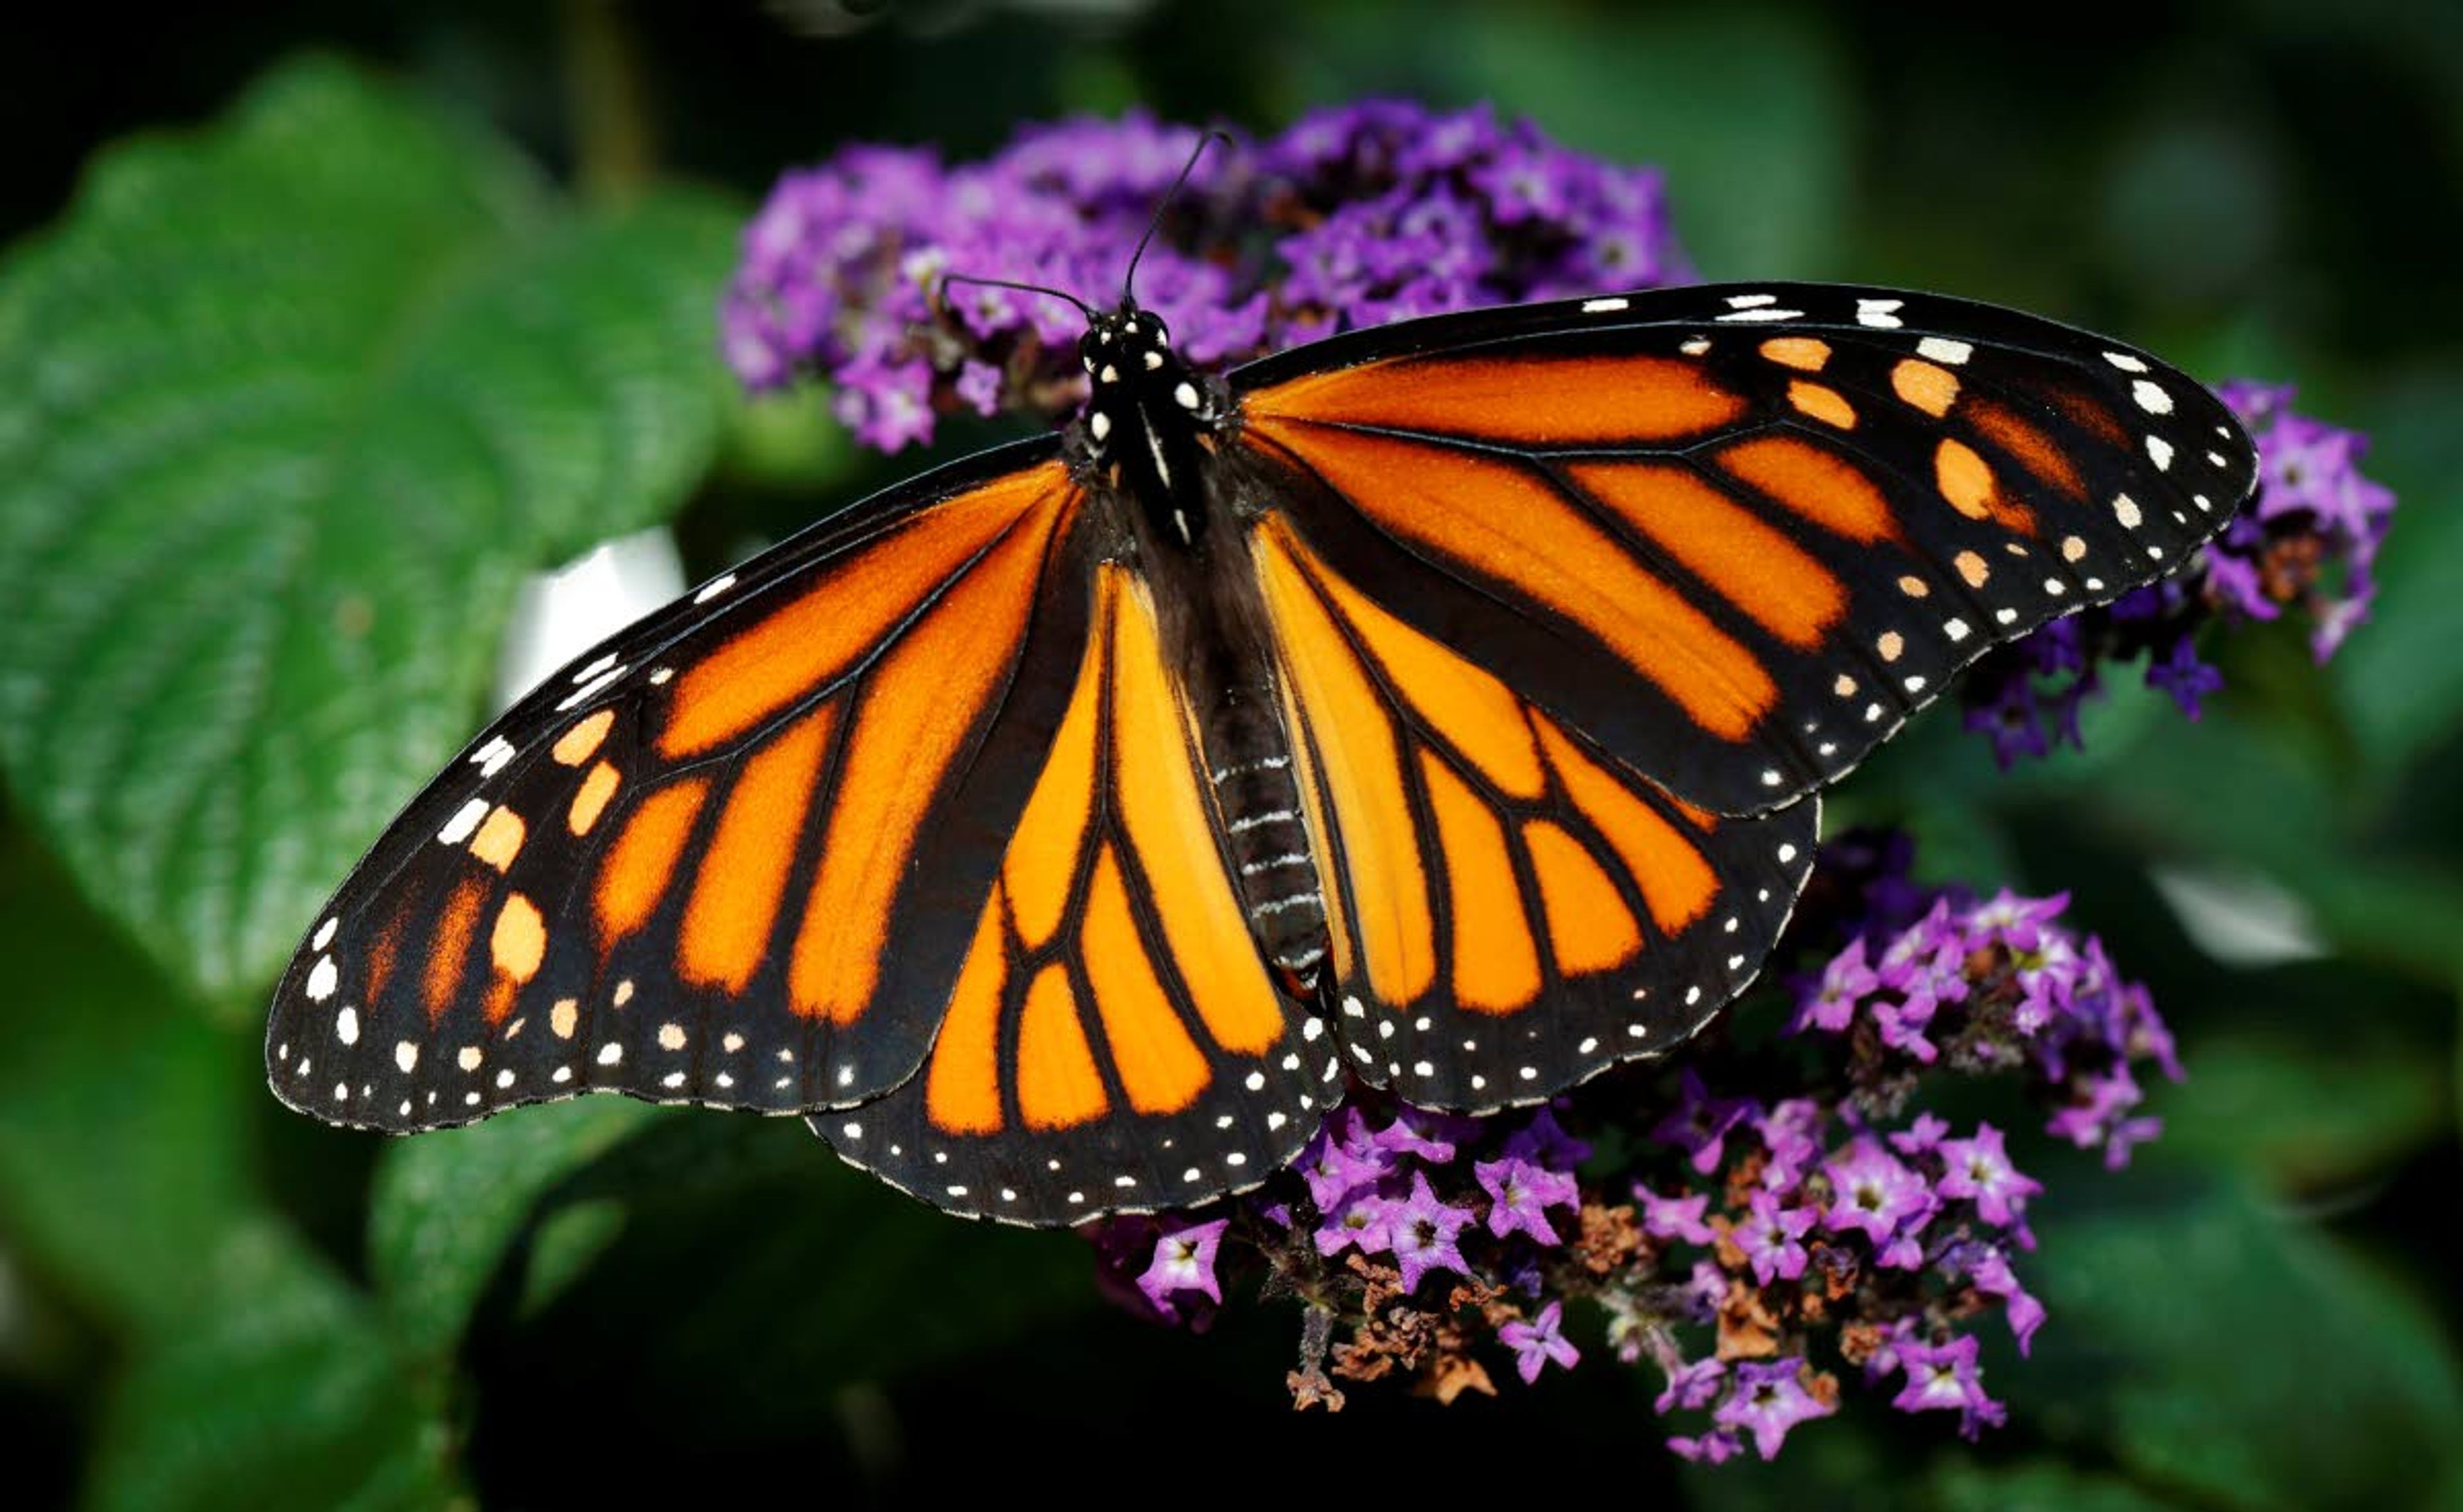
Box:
1077;304;1224;551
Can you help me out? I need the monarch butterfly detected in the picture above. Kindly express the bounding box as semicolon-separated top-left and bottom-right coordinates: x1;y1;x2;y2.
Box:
266;268;2256;1226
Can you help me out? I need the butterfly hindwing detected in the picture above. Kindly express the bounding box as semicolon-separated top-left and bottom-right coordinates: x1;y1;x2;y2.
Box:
265;442;1091;1130
815;562;1341;1222
1249;513;1818;1106
1236;283;2258;817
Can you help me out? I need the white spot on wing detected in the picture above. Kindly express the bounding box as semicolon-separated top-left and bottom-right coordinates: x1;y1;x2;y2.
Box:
693;573;737;604
1582;296;1630;314
439;798;489;846
1856;298;1904;329
1916;337;1972;365
306;956;339;1002
2132;379;2173;415
2103;351;2149;373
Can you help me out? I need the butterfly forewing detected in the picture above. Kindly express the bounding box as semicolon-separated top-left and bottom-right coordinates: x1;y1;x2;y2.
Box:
1235;284;2258;818
265;442;1090;1130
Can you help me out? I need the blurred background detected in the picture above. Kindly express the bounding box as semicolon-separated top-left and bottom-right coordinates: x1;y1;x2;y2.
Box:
2;1;2458;1507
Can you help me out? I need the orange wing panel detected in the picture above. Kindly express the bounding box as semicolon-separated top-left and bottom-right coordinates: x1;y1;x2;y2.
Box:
1249;420;1774;743
678;701;836;993
1246;353;1745;444
1568;460;1847;650
660;463;1069;758
789;494;1068;1025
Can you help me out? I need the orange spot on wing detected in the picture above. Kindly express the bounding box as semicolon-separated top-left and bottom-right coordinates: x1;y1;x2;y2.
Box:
468;807;525;873
678;701;837;993
1533;718;1717;936
790;492;1071;1025
1968;397;2086;501
568;761;620;836
423;877;485;1023
1251;425;1773;742
1247;353;1745;444
924;884;1008;1136
1292;544;1545;798
1084;847;1210;1113
1523;819;1643;975
660;464;1071;759
1891;359;1960;417
1931;438;2029;534
553;709;615;766
1760;337;1830;372
1017;963;1108;1130
491;892;545;984
1003;600;1107;951
1787;380;1857;430
594;780;709;945
1568;460;1846;650
1107;570;1286;1053
1714;435;1902;544
1419;753;1540;1014
1257;525;1437;1006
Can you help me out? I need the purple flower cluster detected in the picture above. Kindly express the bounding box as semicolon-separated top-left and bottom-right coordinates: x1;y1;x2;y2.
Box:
1959;384;2394;767
1086;832;2173;1459
721;102;1682;449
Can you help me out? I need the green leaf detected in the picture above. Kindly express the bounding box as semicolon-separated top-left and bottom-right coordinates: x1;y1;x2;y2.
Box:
83;1220;461;1512
368;1096;664;1365
2156;1027;2449;1195
0;55;742;1011
2012;1173;2463;1511
0;829;256;1340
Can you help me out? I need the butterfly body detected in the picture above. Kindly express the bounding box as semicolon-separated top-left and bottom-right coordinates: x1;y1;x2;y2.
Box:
267;281;2257;1226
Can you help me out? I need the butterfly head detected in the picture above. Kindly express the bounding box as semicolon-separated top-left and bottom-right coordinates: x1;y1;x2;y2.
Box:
1079;304;1179;394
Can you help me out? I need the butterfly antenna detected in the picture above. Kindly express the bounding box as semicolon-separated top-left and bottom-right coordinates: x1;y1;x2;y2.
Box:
1122;128;1232;307
939;271;1097;323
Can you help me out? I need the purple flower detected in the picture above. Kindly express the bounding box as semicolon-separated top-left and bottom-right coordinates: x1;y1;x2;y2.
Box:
1890;1113;1951;1158
1734;1189;1818;1286
1137;1218;1229;1320
1651;1068;1757;1175
1715;1358;1838;1459
2146;635;2225;719
1966;1245;2048;1354
1752;1098;1827;1191
1293;1107;1392;1209
1936;1123;2044;1229
1792;937;1879;1034
1636;1186;1716;1246
1477;1155;1580;1244
1387;1172;1475;1293
1502;1105;1593;1170
2047;1066;2164;1168
1374;1105;1472;1163
1822;1138;1933;1248
1668;1430;1744;1464
1891;1333;2009;1441
1498;1299;1581;1383
1963;671;2051;769
1314;1187;1394;1257
1654;1356;1728;1415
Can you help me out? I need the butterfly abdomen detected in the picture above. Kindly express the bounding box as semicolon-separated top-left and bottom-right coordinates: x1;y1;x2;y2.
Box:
1203;684;1328;987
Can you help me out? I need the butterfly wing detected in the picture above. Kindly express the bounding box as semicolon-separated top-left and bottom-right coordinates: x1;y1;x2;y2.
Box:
1230;281;2256;1104
1237;283;2259;816
267;439;1105;1130
810;562;1339;1222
